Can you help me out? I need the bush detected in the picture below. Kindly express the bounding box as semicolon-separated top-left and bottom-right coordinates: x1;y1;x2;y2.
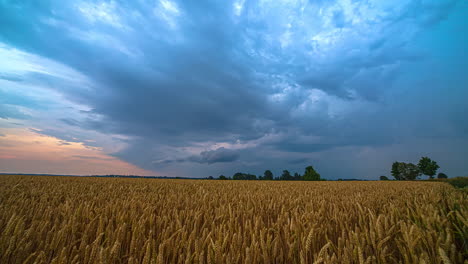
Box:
437;172;448;179
429;176;468;189
446;177;468;189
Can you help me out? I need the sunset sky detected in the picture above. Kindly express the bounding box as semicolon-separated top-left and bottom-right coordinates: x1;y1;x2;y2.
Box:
1;0;467;179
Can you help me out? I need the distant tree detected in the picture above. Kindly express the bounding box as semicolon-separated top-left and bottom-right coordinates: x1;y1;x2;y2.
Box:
418;157;439;179
392;162;420;180
258;176;264;180
232;172;257;180
263;170;274;180
233;172;245;180
246;174;257;180
303;166;321;181
293;172;302;181
380;175;390;181
403;163;421;180
391;162;403;180
280;170;293;180
218;175;227;180
437;172;448;179
208;176;214;180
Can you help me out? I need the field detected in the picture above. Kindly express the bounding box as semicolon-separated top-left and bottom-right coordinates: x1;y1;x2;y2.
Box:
0;175;466;263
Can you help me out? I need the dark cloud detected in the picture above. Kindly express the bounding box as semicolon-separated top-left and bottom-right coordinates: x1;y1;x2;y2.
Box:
189;148;240;164
152;147;240;165
0;0;467;178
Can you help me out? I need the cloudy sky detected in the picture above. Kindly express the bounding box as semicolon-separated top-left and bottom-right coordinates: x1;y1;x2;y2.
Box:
0;0;467;179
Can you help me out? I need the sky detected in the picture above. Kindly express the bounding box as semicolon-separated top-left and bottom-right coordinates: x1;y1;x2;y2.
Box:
0;0;467;179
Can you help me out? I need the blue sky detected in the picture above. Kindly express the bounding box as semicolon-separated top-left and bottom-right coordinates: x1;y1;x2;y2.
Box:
0;0;467;178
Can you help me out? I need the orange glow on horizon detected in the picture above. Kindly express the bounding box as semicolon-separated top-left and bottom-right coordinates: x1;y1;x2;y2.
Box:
0;128;156;176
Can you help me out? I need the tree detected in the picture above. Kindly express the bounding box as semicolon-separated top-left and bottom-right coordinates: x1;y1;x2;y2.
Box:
233;172;245;180
246;174;257;180
303;166;321;181
402;163;420;180
418;157;439;179
437;172;448;179
232;172;257;180
280;170;293;180
391;162;402;180
380;175;389;181
293;172;302;181
392;162;420;180
263;170;274;180
218;175;227;180
208;176;214;180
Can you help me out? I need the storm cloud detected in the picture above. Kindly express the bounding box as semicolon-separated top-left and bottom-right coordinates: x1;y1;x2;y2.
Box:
0;0;467;178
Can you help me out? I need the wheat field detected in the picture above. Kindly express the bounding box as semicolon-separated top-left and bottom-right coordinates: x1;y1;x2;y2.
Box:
0;175;466;264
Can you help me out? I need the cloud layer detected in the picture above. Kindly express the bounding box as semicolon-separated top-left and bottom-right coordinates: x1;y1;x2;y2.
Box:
1;0;467;178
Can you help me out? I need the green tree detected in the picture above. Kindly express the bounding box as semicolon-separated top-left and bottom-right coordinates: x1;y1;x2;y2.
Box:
418;157;439;179
437;172;448;179
263;170;274;180
380;175;389;181
391;162;402;180
402;163;420;180
233;172;256;180
246;174;257;180
393;162;420;180
233;172;245;180
280;170;293;180
303;166;321;181
218;175;227;180
392;162;421;180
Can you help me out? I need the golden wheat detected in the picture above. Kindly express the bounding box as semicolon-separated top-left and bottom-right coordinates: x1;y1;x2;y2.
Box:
0;175;466;263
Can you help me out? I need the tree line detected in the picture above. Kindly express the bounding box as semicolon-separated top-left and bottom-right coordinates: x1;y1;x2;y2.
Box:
213;166;323;181
380;156;448;180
